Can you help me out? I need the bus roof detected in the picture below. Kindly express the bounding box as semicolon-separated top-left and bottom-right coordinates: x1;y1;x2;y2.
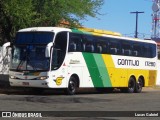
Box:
18;27;71;33
17;27;156;44
71;27;156;44
77;27;122;36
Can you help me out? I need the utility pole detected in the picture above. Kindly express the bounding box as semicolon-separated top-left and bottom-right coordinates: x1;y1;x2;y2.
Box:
130;11;144;38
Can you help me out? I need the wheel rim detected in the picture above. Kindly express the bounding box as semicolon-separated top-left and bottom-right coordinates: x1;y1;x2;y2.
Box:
69;80;76;93
137;79;143;90
129;80;135;91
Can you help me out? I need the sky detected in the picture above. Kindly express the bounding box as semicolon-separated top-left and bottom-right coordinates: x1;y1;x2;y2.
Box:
81;0;153;39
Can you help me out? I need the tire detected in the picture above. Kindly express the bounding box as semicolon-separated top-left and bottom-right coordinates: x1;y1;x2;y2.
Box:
127;77;136;93
66;76;77;95
135;78;143;93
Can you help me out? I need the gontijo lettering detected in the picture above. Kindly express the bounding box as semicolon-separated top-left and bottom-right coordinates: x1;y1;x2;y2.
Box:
118;59;139;66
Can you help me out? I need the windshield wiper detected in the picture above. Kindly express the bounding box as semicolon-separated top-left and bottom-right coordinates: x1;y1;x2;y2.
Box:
16;52;37;71
16;55;26;71
26;52;37;71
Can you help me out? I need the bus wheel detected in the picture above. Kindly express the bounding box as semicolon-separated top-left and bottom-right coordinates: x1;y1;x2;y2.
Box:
135;78;143;93
66;76;77;95
127;77;136;93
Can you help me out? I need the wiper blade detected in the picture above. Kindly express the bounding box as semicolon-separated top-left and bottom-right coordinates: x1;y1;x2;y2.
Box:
16;52;37;71
26;53;37;71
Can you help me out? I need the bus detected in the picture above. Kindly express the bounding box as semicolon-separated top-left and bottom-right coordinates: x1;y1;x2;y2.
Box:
9;27;157;95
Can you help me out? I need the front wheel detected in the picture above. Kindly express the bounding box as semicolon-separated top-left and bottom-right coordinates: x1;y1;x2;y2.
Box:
66;76;77;95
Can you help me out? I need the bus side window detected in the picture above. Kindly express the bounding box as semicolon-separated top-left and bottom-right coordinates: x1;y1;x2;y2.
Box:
86;43;94;52
143;44;150;58
132;50;138;56
110;48;117;54
51;48;62;70
82;44;86;52
52;32;67;70
132;44;142;57
102;40;109;54
109;40;120;55
69;41;77;51
95;36;108;54
83;34;95;53
121;42;131;56
69;33;82;52
97;44;102;53
150;44;156;58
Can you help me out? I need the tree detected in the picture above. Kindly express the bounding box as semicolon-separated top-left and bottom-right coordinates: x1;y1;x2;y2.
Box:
0;0;104;44
0;0;35;44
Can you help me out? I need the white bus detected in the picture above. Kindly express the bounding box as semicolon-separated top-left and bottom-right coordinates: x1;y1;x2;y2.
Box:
9;27;157;94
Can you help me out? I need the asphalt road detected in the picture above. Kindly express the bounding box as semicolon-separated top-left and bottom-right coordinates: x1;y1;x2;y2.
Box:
0;87;160;120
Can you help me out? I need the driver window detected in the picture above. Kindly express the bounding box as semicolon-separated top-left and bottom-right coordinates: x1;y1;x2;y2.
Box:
51;32;67;70
51;48;63;70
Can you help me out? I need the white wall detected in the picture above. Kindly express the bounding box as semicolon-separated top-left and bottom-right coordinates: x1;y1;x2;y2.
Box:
0;46;11;75
0;46;10;87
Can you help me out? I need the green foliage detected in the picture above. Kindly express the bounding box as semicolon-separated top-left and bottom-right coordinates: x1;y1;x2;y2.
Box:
0;0;104;44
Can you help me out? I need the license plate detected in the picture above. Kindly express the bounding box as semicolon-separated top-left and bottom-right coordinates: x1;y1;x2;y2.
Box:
22;82;29;86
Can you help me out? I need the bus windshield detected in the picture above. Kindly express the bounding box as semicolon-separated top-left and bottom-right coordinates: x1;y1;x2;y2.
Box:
10;45;50;71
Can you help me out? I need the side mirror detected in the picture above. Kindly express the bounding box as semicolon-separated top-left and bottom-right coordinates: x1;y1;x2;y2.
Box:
45;42;53;57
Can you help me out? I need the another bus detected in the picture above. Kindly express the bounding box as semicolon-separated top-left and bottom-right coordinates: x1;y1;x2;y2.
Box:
9;27;157;95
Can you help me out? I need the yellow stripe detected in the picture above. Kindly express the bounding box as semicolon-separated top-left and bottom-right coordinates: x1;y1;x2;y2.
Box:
102;54;115;67
102;54;157;87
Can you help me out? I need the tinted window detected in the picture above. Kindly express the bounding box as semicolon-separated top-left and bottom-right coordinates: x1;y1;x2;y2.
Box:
68;33;82;52
51;32;68;70
15;32;54;44
83;34;95;52
132;43;143;57
95;36;109;54
150;44;156;58
143;43;151;57
108;38;121;55
121;41;132;56
68;32;157;58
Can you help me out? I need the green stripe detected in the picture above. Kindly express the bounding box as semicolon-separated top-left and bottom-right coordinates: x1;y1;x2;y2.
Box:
82;53;112;87
71;28;92;35
71;29;83;34
93;54;112;87
82;53;103;87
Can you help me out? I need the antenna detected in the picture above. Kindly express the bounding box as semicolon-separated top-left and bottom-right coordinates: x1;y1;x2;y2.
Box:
151;0;160;42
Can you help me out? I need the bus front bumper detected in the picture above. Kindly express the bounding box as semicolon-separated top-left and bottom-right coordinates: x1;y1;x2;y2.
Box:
9;79;49;88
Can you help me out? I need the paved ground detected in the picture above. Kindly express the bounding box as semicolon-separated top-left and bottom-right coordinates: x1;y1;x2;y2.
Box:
0;87;160;120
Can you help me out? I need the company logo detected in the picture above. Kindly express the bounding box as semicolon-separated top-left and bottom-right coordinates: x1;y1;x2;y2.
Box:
2;112;11;117
1;112;42;118
55;77;64;86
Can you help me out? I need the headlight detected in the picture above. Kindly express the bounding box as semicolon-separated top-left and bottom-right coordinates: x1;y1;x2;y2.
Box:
36;76;49;80
10;75;16;79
